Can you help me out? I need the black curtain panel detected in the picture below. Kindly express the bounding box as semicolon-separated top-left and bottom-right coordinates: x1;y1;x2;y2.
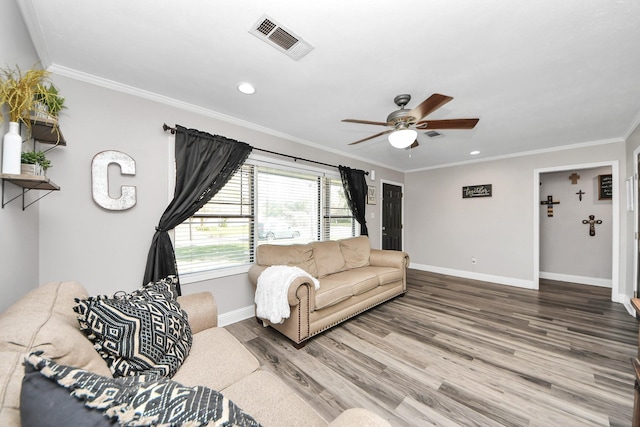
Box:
338;165;368;236
143;125;252;294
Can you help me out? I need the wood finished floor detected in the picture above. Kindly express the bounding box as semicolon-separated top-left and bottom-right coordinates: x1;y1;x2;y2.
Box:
225;270;638;426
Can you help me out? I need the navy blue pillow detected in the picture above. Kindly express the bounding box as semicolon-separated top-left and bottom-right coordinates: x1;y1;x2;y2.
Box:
20;363;115;427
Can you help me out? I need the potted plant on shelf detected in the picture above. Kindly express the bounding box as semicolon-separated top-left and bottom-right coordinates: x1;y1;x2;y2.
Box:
33;83;66;122
0;66;52;174
20;150;51;177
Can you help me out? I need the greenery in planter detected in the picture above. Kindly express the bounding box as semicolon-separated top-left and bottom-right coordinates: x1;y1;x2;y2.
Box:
21;150;51;171
34;83;66;119
0;66;51;130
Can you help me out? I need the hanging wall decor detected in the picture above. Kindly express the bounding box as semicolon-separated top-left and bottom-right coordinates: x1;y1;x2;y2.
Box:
462;184;492;198
367;186;377;205
581;215;602;236
568;172;580;185
598;174;612;200
576;190;585;201
91;150;137;211
540;195;559;217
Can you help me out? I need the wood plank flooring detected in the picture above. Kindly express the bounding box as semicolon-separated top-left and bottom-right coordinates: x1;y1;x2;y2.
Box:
225;269;638;426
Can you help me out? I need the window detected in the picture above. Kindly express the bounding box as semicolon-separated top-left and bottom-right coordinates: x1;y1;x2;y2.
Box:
324;176;357;240
174;164;254;274
174;158;358;277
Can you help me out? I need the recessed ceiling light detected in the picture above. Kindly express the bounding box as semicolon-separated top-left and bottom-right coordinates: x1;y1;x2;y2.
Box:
237;82;256;95
470;150;480;155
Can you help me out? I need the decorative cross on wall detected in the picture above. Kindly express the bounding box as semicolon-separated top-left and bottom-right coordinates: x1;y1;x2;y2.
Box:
540;195;560;217
582;215;602;236
576;190;585;201
569;172;580;184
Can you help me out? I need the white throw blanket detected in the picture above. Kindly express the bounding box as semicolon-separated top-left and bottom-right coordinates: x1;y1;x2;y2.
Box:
255;265;320;324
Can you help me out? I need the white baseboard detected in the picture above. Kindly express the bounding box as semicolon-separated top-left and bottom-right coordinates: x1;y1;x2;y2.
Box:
539;272;612;288
218;305;255;327
410;264;535;289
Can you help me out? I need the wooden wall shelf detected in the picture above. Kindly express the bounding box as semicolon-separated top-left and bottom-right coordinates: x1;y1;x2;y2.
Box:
29;116;66;146
1;119;65;209
0;173;60;191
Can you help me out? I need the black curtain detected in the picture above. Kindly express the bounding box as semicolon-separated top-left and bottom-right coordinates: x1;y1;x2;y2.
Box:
338;165;368;236
143;125;252;294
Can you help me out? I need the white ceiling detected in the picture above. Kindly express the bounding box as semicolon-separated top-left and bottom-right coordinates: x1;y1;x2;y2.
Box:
16;0;640;172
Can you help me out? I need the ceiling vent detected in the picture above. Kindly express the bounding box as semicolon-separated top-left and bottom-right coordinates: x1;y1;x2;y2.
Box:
250;15;314;61
424;130;443;138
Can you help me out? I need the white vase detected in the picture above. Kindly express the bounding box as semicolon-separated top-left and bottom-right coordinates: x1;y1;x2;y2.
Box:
2;122;22;174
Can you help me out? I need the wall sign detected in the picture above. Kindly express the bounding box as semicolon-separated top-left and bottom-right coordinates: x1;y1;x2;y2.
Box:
462;184;492;198
598;174;612;200
367;186;377;205
91;150;137;210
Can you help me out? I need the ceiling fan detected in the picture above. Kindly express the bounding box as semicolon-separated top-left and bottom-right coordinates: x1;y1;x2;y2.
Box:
342;93;479;149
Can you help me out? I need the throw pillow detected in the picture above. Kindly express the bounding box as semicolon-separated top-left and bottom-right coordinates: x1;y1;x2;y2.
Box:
74;276;192;378
23;351;261;427
21;362;116;427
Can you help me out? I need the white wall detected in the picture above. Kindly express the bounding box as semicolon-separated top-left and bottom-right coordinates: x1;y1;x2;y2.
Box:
0;1;42;312
404;142;629;300
539;167;612;286
34;73;402;317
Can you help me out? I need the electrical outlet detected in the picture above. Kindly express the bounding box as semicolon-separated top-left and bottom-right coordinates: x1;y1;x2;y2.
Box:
471;257;477;264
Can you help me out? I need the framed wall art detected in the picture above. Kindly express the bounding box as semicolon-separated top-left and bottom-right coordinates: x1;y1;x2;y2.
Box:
367;186;377;205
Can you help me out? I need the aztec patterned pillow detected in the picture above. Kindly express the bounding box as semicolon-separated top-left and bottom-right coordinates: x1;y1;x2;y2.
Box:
22;351;261;427
74;276;192;378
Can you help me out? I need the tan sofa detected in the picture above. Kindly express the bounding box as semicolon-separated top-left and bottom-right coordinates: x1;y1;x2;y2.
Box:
248;236;409;347
0;281;391;426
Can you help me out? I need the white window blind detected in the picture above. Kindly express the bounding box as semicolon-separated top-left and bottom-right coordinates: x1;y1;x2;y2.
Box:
324;176;357;240
174;164;254;274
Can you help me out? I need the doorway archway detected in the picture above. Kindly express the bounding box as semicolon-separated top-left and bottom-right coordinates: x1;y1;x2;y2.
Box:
533;161;620;302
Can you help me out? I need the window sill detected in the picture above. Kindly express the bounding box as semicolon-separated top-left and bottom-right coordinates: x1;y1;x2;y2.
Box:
180;265;251;284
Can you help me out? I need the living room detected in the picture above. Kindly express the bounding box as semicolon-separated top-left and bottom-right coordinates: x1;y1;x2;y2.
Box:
1;1;640;425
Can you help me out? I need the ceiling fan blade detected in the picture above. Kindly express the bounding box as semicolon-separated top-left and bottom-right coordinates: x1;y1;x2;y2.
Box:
342;119;390;127
415;118;479;130
348;129;393;145
407;140;419;149
407;93;453;122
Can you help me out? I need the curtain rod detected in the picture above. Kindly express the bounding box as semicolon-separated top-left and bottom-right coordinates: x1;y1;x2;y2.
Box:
162;123;368;175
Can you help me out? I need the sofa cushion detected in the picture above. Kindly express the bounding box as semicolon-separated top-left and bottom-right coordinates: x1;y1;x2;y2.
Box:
23;352;261;427
357;266;403;286
0;281;111;376
310;240;345;278
324;269;380;296
172;327;260;391
256;244;318;277
74;276;192;378
222;370;326;427
315;276;354;310
339;236;371;269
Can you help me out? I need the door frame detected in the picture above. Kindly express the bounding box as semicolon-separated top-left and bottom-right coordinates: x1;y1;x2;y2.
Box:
379;179;405;251
633;145;640;298
533;161;619;301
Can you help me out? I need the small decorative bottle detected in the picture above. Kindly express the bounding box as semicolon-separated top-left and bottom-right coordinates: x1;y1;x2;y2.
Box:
2;122;22;174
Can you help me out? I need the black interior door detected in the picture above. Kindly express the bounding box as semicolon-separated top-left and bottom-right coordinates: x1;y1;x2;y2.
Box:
382;183;402;250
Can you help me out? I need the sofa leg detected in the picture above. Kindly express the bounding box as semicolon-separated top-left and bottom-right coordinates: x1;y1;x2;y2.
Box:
292;340;307;350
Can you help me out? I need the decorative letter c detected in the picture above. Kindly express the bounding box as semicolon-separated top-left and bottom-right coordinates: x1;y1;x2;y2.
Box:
91;150;137;210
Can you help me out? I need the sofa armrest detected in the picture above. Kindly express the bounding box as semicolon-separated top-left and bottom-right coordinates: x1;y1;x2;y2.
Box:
177;292;218;333
369;249;410;269
328;408;392;427
248;264;317;309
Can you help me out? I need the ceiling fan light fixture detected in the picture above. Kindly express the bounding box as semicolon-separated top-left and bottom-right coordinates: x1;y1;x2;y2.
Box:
388;128;417;149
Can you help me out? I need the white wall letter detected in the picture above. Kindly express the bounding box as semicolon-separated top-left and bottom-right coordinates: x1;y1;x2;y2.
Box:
91;150;137;210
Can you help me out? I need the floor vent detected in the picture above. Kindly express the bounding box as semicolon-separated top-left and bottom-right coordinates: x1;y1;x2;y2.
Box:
424;130;443;138
250;15;314;61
